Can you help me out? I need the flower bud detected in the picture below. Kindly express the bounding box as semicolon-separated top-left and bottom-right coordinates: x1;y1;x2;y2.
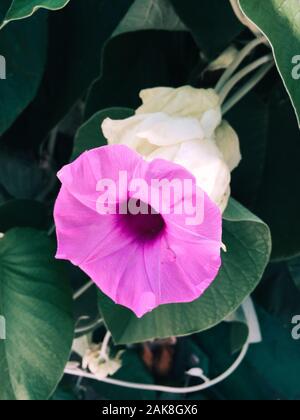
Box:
102;86;241;212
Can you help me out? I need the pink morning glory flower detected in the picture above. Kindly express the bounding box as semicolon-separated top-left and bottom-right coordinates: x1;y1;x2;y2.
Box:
54;145;222;318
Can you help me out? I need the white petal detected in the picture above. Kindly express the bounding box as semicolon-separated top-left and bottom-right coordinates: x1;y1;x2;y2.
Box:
146;144;180;161
102;115;147;148
174;139;231;211
136;86;220;120
102;113;204;152
137;113;204;146
200;109;222;138
215;121;241;171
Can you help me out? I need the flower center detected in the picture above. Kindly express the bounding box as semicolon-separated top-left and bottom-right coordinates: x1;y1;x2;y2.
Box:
121;199;165;240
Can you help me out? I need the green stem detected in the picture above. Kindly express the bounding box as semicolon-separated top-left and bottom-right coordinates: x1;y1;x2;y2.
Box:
73;280;94;300
215;37;266;93
75;317;103;335
218;54;273;105
222;62;274;115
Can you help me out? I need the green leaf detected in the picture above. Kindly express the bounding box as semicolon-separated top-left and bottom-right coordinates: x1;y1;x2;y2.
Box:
0;228;74;400
2;0;134;149
46;0;133;120
85;30;199;119
228;93;269;210
253;85;300;260
72;108;134;160
0;0;71;29
114;0;186;36
0;200;48;232
228;84;300;260
0;12;47;136
98;199;271;345
244;305;300;400
239;0;300;126
194;305;300;400
0;148;49;204
171;0;244;59
192;322;268;400
255;261;300;325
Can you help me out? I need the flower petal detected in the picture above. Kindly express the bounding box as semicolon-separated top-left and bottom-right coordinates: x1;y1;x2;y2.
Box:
215;120;242;171
136;86;220;120
54;186;134;266
159;198;222;306
159;237;222;305
200;109;222;138
173;139;231;211
136;113;204;146
80;239;160;317
102;112;204;151
55;145;223;317
57;145;145;211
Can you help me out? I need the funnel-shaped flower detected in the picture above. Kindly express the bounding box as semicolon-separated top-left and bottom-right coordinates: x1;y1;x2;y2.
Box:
54;145;222;317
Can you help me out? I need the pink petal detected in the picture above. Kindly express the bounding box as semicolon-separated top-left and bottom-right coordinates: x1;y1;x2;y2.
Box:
79;239;161;317
57;145;145;211
54;187;134;266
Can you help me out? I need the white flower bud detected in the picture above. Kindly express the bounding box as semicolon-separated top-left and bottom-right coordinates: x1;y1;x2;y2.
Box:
102;86;241;212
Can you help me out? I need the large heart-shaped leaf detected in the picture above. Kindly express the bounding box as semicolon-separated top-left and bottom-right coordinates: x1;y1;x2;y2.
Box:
239;0;300;126
85;30;199;119
227;93;269;210
0;11;47;136
2;0;134;149
171;0;244;59
0;0;71;29
241;306;300;400
255;261;300;326
193;304;300;400
0;228;74;400
252;85;300;260
228;84;300;260
98;199;271;344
